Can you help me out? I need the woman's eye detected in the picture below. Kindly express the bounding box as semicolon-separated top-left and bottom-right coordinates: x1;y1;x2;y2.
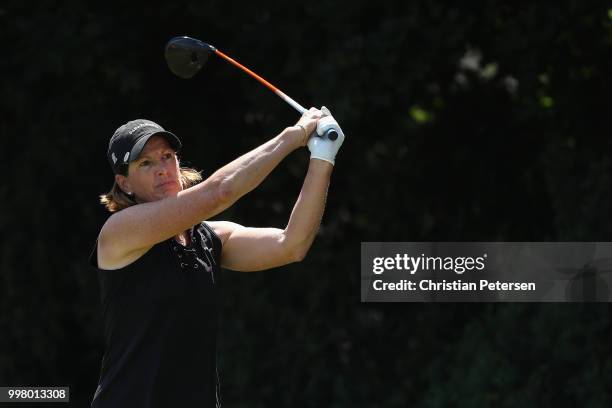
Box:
139;160;150;167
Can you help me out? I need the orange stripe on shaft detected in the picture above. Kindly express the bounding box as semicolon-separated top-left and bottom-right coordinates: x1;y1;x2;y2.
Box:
214;49;279;94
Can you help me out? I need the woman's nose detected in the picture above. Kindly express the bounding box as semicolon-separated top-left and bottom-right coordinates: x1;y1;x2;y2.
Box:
155;163;168;176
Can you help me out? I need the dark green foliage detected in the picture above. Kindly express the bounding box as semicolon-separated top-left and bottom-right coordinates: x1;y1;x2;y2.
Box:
2;1;612;406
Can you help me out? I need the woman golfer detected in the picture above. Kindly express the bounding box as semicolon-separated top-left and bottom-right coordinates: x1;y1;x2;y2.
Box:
89;107;344;407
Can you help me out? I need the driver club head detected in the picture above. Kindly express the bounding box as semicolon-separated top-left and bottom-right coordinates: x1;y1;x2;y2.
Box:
165;36;216;79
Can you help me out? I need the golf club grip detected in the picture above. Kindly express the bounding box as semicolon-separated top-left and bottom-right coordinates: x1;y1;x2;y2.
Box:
326;129;339;141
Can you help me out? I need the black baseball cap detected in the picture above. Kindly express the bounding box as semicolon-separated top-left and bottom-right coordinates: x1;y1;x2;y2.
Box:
108;119;182;174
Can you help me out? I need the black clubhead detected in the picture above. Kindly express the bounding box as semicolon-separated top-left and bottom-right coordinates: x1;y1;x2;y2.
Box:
165;36;216;79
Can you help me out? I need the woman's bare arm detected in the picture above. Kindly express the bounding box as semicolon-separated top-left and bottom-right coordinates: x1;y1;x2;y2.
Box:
210;159;333;271
99;126;307;264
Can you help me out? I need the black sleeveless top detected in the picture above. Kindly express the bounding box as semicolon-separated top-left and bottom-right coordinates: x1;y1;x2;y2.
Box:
88;222;222;408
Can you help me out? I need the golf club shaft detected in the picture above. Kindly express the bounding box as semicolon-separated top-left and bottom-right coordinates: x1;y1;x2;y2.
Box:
214;49;307;115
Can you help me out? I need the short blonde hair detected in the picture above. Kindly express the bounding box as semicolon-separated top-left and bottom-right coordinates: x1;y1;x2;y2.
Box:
100;167;203;212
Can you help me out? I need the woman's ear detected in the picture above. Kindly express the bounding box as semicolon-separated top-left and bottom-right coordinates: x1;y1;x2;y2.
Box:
115;174;132;195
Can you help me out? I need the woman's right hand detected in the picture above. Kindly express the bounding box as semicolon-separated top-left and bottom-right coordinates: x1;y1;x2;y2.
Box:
291;107;325;147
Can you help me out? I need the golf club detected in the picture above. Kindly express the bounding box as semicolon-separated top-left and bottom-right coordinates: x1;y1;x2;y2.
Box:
164;36;339;140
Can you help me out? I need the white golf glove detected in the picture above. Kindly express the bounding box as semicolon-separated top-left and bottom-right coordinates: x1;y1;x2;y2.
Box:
307;106;345;165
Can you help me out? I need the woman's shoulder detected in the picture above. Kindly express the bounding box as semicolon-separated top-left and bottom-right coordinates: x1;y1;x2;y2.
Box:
202;220;240;247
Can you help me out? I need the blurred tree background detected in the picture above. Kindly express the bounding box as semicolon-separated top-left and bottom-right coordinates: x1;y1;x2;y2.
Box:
2;1;612;406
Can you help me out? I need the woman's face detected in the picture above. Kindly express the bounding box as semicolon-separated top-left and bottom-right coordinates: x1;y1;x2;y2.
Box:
115;135;182;203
